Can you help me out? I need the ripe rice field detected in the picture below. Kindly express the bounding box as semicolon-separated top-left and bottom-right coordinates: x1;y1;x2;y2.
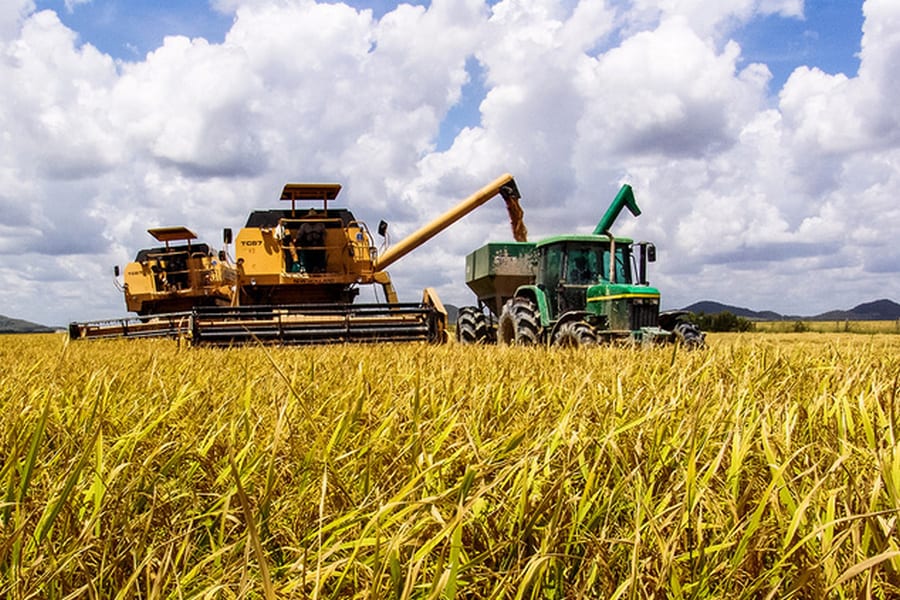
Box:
1;332;899;599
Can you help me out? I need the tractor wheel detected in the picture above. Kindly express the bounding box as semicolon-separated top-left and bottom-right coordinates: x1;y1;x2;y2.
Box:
498;297;541;345
553;320;597;347
673;321;706;348
456;306;491;344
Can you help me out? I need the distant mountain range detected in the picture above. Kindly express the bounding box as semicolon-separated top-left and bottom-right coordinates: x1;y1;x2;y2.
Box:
0;314;58;333
682;299;900;321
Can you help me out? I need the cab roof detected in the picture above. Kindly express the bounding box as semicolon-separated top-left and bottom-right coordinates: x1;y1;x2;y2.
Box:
535;233;633;249
147;226;198;243
280;183;343;212
281;183;341;201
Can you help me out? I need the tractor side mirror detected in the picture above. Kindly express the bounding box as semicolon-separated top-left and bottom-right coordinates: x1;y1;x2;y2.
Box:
223;228;233;244
114;265;120;277
646;244;656;262
377;220;388;237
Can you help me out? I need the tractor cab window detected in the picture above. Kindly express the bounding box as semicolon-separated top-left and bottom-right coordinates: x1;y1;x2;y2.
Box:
541;244;563;288
567;246;601;284
601;245;631;284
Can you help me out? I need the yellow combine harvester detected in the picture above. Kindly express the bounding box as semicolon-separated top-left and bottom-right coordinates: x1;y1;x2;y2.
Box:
69;173;526;345
120;226;235;315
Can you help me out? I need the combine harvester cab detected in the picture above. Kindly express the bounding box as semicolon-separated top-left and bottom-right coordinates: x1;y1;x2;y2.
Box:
457;184;705;347
231;183;387;306
122;226;236;316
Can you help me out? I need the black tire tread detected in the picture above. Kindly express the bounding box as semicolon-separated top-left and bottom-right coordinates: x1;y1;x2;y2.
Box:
456;306;491;344
553;320;597;347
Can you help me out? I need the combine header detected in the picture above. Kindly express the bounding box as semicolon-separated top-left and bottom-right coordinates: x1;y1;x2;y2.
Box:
69;174;527;346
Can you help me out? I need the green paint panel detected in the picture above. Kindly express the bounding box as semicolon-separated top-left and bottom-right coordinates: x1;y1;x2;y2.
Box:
535;234;633;248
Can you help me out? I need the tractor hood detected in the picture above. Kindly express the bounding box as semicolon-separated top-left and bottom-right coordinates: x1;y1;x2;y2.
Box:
586;282;660;330
586;282;660;304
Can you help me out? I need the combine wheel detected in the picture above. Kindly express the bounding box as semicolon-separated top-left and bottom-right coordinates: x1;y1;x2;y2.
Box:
673;321;706;348
456;306;491;344
553;320;597;347
498;297;541;345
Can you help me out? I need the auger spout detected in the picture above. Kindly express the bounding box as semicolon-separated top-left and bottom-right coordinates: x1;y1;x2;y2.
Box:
593;184;641;235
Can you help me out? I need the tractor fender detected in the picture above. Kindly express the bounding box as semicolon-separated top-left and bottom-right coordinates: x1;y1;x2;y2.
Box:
513;285;552;328
658;310;691;332
548;311;590;342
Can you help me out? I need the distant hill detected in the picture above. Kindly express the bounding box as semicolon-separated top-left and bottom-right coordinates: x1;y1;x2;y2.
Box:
682;301;783;321
0;314;57;333
682;299;900;321
445;304;459;324
809;299;900;321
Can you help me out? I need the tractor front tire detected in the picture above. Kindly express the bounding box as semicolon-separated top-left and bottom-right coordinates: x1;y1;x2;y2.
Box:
553;320;597;347
498;298;541;345
456;306;492;344
673;321;706;348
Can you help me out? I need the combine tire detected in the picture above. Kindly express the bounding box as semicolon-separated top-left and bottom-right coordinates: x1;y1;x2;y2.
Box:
498;298;541;345
553;320;597;347
673;321;706;348
456;306;491;344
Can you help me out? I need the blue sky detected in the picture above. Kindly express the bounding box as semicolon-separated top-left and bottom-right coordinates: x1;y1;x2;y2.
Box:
736;0;863;91
2;0;898;325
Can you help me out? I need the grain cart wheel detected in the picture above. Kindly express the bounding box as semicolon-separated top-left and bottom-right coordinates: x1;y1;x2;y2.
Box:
456;306;491;344
498;298;540;345
553;320;597;347
673;321;706;348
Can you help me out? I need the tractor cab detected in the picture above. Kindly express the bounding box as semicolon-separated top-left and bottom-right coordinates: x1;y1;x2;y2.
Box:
536;235;646;326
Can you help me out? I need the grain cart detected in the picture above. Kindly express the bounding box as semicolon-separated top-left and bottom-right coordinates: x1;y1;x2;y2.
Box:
456;184;704;346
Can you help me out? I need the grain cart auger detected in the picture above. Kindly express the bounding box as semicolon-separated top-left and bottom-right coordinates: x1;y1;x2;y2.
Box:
456;184;705;347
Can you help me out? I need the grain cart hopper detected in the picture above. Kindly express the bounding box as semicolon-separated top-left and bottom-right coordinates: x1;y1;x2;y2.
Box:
456;184;704;346
69;174;527;345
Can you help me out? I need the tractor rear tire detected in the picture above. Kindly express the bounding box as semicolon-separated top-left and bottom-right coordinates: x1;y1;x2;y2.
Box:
456;306;491;344
673;321;706;348
553;320;597;347
498;297;541;345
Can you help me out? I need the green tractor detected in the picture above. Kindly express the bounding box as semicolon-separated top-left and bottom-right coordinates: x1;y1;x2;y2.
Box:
456;184;704;347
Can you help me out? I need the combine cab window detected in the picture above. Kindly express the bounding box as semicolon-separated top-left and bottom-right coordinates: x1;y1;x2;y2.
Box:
283;221;328;274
